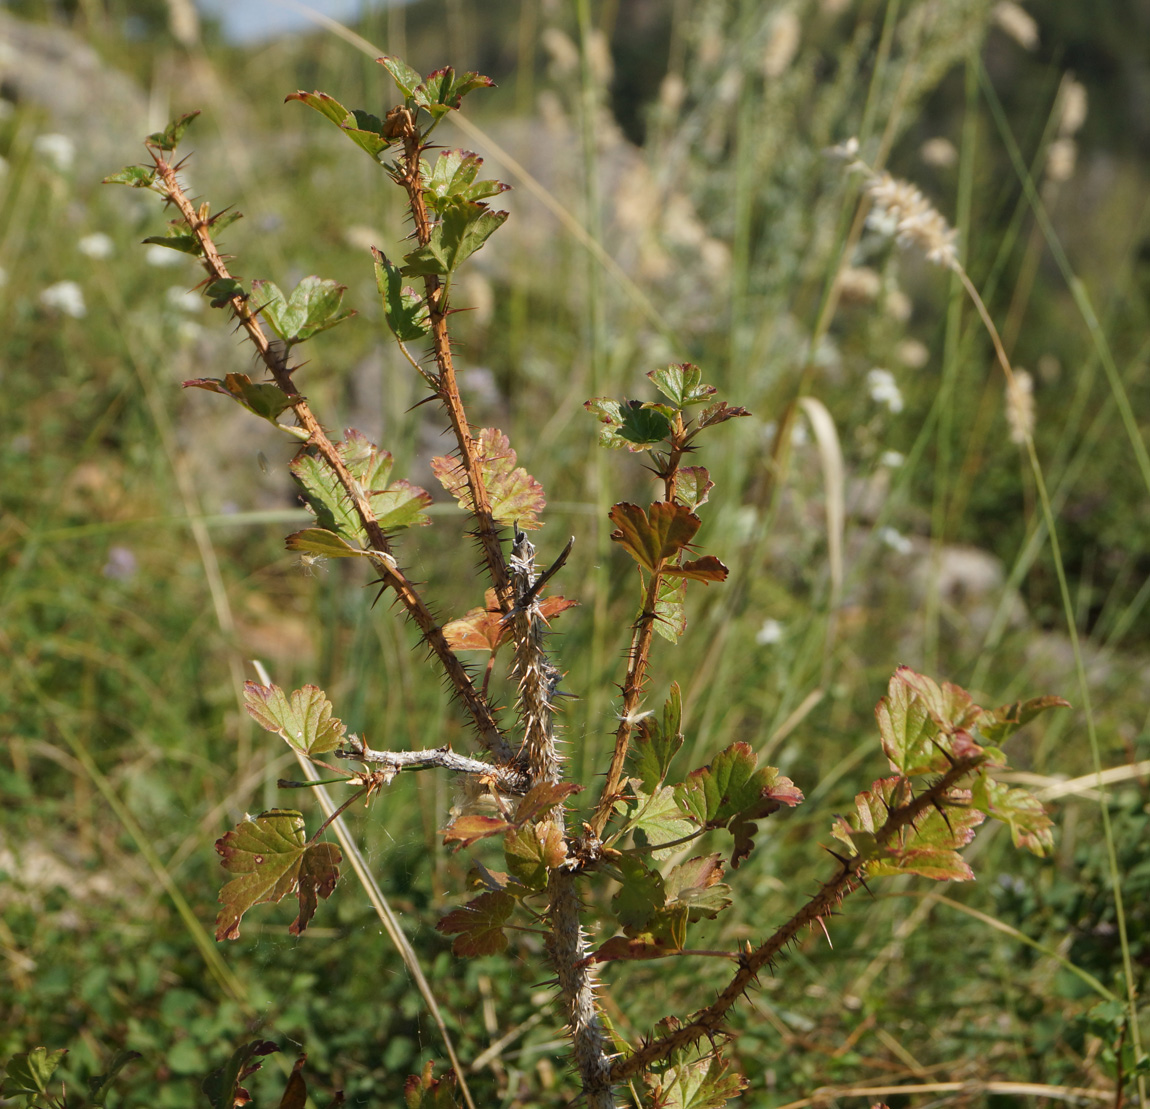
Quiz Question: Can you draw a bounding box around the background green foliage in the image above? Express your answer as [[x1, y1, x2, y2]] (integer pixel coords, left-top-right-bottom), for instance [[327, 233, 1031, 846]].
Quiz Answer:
[[2, 0, 1148, 1105]]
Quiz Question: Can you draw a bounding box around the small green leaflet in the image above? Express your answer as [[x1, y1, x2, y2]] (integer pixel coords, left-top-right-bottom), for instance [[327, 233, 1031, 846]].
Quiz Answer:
[[215, 810, 341, 939], [102, 164, 160, 190], [401, 198, 508, 277], [1, 1048, 69, 1103], [340, 428, 433, 529], [435, 890, 514, 956], [977, 694, 1071, 744], [243, 681, 346, 755], [675, 742, 804, 868], [183, 371, 294, 424], [431, 428, 546, 529], [875, 669, 947, 776], [285, 527, 367, 559], [141, 227, 202, 256], [378, 56, 422, 99], [648, 363, 717, 408], [653, 577, 687, 643], [285, 91, 394, 160], [583, 397, 672, 449], [629, 685, 684, 791], [412, 66, 496, 120], [504, 820, 567, 891], [373, 248, 429, 342], [621, 783, 697, 859], [971, 776, 1054, 856], [674, 466, 714, 510], [422, 149, 509, 214], [252, 276, 355, 347], [611, 856, 666, 931], [146, 109, 201, 151], [642, 1053, 747, 1109]]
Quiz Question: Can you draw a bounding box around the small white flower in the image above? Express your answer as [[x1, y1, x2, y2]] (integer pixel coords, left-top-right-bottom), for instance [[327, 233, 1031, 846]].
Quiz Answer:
[[756, 618, 784, 646], [166, 286, 202, 313], [879, 450, 905, 468], [921, 137, 958, 168], [145, 244, 188, 267], [39, 280, 86, 318], [77, 232, 115, 259], [33, 132, 75, 172], [866, 368, 904, 413], [878, 526, 913, 554], [992, 1, 1039, 50]]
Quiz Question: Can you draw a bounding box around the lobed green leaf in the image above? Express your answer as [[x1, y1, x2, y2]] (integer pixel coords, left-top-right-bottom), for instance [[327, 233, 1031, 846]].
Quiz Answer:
[[430, 427, 546, 529], [183, 372, 293, 423], [373, 248, 429, 342], [401, 198, 508, 277], [252, 276, 355, 347], [145, 109, 201, 151], [215, 811, 341, 939], [243, 681, 346, 755], [648, 363, 717, 408]]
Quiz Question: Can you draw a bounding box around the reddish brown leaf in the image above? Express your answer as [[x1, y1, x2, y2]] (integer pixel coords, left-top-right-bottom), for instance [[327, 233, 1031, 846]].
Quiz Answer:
[[435, 891, 514, 956], [591, 934, 678, 963], [663, 555, 729, 583], [609, 501, 701, 572]]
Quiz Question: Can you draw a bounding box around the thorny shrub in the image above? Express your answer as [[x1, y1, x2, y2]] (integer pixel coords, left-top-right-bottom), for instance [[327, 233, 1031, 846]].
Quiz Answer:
[[4, 58, 1071, 1109]]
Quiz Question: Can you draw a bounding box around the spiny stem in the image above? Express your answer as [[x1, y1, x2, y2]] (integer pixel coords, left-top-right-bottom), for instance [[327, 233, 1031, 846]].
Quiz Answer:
[[609, 756, 983, 1081], [149, 150, 512, 762]]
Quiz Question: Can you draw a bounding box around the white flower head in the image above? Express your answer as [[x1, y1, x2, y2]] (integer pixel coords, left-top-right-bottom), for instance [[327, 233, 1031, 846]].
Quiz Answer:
[[33, 132, 75, 173], [1005, 369, 1035, 444], [756, 618, 784, 646], [878, 526, 913, 555], [39, 280, 86, 318], [867, 368, 904, 413], [78, 233, 115, 259], [879, 450, 905, 469], [864, 171, 958, 267]]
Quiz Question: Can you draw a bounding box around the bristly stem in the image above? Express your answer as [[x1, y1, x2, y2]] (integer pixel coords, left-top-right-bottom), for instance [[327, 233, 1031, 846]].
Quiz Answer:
[[148, 149, 513, 763], [391, 109, 515, 613], [609, 755, 984, 1081], [590, 415, 690, 837]]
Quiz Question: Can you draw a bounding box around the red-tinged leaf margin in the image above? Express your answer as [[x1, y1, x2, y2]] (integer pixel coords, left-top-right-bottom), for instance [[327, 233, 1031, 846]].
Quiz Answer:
[[435, 890, 514, 956], [609, 501, 701, 572], [441, 782, 583, 849], [243, 681, 346, 755], [430, 428, 546, 529], [214, 810, 342, 940]]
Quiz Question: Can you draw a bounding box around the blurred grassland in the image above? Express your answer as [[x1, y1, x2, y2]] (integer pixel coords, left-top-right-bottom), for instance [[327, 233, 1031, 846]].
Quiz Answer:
[[1, 0, 1149, 1106]]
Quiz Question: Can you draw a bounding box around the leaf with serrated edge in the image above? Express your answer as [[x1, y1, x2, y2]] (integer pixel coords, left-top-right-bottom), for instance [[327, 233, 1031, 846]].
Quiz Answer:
[[243, 682, 346, 754], [644, 1054, 747, 1109], [373, 248, 429, 341], [514, 781, 582, 823], [430, 428, 545, 529], [585, 397, 649, 451], [894, 666, 984, 732], [610, 502, 701, 572], [698, 401, 751, 428], [664, 855, 732, 921], [291, 452, 363, 544], [402, 199, 508, 276], [675, 466, 714, 510], [1, 1048, 69, 1100], [442, 813, 514, 849], [831, 778, 984, 880], [653, 576, 687, 643], [630, 694, 685, 791], [664, 556, 728, 583], [253, 276, 354, 346], [435, 891, 513, 956], [648, 363, 717, 408], [611, 857, 666, 931], [618, 403, 672, 446], [182, 373, 294, 422], [285, 528, 366, 558], [622, 783, 697, 858], [215, 811, 341, 940], [504, 821, 567, 891], [377, 56, 422, 99], [875, 669, 946, 776], [971, 776, 1054, 855], [978, 695, 1071, 743]]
